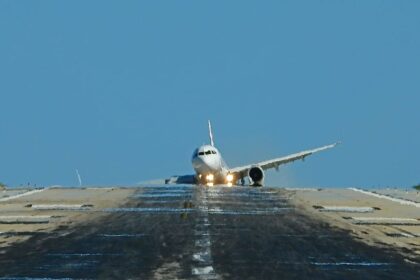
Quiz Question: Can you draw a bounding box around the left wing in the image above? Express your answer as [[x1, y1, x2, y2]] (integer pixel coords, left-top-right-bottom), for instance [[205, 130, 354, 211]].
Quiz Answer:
[[137, 174, 197, 185], [229, 142, 340, 178], [165, 174, 197, 184]]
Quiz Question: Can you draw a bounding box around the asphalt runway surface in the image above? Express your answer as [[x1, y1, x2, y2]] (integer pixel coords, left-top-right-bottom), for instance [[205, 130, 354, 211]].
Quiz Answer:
[[0, 185, 418, 279]]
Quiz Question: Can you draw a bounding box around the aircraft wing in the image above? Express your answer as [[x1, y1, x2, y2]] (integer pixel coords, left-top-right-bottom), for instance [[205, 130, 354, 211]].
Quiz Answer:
[[229, 142, 340, 177], [165, 174, 197, 184]]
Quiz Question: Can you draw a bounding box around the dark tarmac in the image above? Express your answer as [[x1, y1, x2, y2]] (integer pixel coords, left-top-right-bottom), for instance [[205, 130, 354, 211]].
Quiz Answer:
[[0, 185, 418, 279]]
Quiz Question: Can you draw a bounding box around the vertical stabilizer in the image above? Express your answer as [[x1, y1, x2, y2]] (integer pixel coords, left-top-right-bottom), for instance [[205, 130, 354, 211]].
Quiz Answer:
[[75, 169, 82, 187], [208, 120, 215, 146]]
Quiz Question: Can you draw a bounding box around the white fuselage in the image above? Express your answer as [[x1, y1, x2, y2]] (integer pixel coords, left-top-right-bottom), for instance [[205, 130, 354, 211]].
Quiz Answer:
[[191, 145, 229, 184]]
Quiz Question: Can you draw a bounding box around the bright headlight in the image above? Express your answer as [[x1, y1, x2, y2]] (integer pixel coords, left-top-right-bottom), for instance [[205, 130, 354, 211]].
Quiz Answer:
[[226, 174, 234, 182], [206, 174, 214, 182]]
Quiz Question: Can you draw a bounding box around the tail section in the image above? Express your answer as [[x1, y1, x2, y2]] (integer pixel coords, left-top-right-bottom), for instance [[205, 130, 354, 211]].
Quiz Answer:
[[208, 120, 215, 146]]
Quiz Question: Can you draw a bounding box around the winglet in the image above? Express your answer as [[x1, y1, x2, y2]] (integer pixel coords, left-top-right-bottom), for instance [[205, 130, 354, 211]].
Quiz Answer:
[[208, 120, 215, 146]]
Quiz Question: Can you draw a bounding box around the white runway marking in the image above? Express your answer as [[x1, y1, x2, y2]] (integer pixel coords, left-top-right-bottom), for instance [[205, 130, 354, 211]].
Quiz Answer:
[[318, 206, 375, 213], [31, 204, 93, 210], [349, 188, 420, 208], [0, 188, 47, 202], [348, 217, 420, 225], [192, 266, 215, 276], [386, 232, 416, 238], [0, 215, 51, 223], [191, 188, 219, 279]]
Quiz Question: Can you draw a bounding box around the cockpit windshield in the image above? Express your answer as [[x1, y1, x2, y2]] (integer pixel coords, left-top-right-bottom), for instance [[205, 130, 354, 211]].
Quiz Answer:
[[197, 150, 217, 156]]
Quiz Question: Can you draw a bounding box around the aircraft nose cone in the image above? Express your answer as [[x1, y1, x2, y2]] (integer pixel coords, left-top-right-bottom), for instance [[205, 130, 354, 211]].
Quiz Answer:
[[203, 157, 219, 171], [192, 156, 219, 174]]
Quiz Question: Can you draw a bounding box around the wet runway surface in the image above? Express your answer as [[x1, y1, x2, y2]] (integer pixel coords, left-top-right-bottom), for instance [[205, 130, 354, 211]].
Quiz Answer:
[[0, 185, 418, 279]]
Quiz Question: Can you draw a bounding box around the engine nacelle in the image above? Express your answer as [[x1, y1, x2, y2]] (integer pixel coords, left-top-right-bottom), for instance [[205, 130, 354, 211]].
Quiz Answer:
[[248, 166, 264, 187]]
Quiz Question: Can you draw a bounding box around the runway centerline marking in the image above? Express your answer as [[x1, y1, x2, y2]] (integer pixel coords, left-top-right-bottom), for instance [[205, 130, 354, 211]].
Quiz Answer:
[[191, 187, 219, 279]]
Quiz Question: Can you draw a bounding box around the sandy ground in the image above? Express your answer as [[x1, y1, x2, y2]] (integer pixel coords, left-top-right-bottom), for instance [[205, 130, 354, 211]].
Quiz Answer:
[[0, 187, 136, 248], [292, 188, 420, 263]]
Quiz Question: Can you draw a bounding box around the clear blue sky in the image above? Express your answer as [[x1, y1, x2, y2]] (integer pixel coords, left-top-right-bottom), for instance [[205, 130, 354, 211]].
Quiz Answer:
[[0, 1, 419, 188]]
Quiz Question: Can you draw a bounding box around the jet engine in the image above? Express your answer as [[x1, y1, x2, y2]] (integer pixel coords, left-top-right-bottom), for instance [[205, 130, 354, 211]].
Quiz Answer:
[[248, 166, 264, 187]]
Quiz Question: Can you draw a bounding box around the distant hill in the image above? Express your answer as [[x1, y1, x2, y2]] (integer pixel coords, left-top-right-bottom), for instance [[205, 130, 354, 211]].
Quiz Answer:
[[0, 182, 6, 190], [414, 184, 420, 191]]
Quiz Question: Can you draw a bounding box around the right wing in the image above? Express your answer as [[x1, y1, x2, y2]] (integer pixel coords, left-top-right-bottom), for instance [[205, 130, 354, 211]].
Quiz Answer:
[[229, 142, 340, 178]]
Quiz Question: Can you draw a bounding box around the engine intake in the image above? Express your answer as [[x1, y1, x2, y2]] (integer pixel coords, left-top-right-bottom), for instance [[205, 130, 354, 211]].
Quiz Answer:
[[248, 166, 264, 187]]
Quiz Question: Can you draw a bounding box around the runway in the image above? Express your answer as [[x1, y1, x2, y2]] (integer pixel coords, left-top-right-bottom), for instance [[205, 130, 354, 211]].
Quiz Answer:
[[0, 186, 418, 279]]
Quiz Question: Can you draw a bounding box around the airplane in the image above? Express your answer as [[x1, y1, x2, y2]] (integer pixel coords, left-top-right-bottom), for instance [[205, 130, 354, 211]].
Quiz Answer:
[[165, 121, 339, 187]]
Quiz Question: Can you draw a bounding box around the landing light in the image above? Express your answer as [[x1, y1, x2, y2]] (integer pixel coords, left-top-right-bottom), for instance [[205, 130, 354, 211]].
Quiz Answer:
[[206, 174, 214, 182], [226, 174, 234, 183]]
